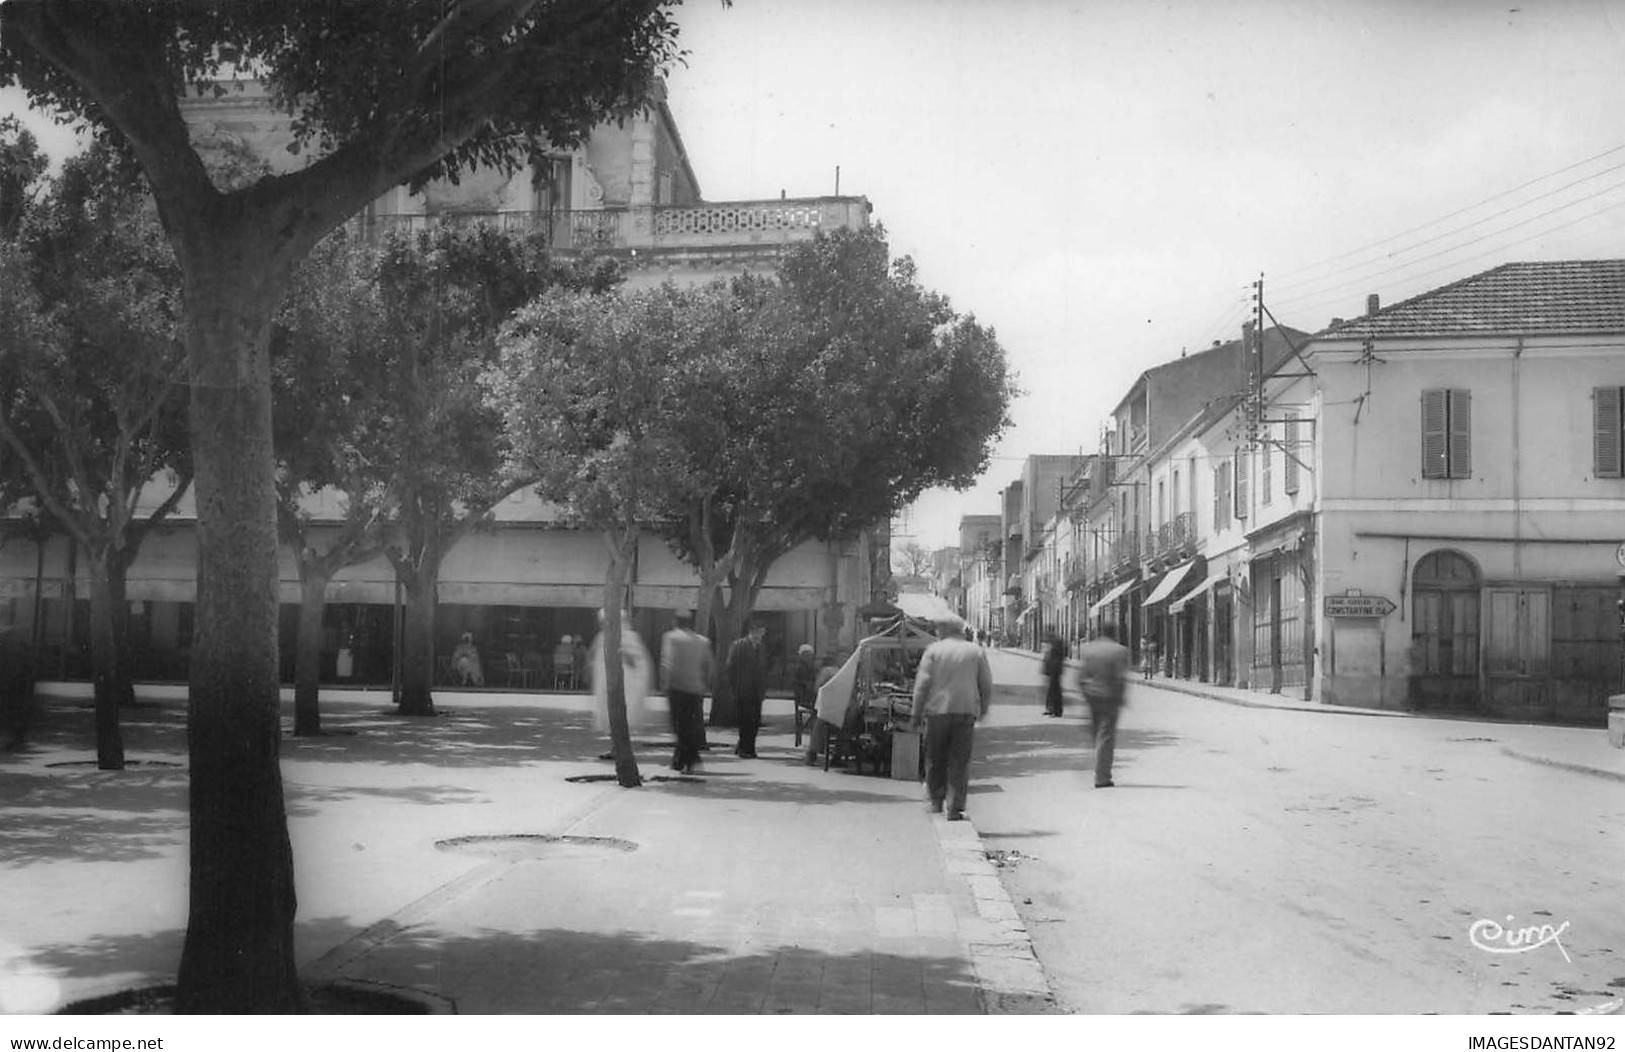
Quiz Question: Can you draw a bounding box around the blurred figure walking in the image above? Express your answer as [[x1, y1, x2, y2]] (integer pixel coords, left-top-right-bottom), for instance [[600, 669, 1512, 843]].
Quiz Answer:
[[1041, 631, 1067, 717], [659, 611, 713, 775], [1076, 624, 1131, 788]]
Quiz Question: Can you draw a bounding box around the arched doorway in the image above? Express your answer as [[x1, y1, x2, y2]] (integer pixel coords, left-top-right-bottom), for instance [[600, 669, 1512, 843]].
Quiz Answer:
[[1408, 550, 1480, 711]]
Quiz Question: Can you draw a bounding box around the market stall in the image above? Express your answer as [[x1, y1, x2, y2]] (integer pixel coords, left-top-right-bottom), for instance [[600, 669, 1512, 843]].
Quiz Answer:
[[812, 615, 937, 778]]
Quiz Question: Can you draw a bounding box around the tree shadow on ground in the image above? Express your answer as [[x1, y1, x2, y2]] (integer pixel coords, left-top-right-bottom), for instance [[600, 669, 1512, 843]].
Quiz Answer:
[[315, 925, 986, 1014], [0, 766, 188, 865], [20, 918, 988, 1014], [281, 700, 674, 770], [642, 769, 912, 807]]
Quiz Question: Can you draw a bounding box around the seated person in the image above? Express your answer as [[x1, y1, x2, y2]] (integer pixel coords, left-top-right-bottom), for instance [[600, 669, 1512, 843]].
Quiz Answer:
[[451, 632, 484, 687]]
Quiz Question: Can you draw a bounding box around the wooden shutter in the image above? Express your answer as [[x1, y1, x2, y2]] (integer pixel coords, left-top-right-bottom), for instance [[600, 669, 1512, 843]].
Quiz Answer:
[[1522, 591, 1549, 676], [1234, 448, 1249, 519], [1283, 410, 1300, 494], [1485, 589, 1519, 675], [1595, 386, 1623, 478], [1212, 464, 1226, 530], [1260, 423, 1272, 504], [1421, 389, 1448, 479], [1448, 388, 1471, 479]]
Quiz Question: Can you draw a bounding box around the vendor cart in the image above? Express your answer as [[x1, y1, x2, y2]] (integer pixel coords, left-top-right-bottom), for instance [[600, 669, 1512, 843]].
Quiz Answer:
[[812, 615, 936, 778]]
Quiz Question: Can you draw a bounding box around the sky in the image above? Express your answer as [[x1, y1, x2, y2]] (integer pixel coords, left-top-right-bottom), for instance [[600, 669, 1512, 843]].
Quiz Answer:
[[659, 0, 1625, 548], [6, 1, 1625, 550]]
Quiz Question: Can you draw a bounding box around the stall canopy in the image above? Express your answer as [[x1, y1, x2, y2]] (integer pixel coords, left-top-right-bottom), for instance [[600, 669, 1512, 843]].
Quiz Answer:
[[1087, 578, 1136, 617], [1170, 570, 1227, 613], [814, 614, 937, 727], [1143, 560, 1197, 607]]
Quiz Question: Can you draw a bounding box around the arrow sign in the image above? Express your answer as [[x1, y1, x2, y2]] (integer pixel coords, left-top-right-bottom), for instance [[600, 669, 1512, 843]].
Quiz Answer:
[[1324, 594, 1396, 618]]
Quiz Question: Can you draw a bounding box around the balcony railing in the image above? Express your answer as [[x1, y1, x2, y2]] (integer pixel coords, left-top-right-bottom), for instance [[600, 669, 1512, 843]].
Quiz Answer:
[[355, 197, 870, 255]]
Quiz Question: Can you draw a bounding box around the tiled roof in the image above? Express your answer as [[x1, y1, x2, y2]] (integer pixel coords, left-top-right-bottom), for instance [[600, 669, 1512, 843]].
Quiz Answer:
[[1318, 260, 1625, 339]]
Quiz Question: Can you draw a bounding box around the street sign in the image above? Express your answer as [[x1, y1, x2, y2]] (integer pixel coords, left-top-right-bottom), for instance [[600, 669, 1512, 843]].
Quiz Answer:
[[1324, 593, 1396, 618]]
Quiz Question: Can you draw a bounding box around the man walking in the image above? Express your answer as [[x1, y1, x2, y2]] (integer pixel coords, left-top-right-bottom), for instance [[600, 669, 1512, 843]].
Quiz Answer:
[[1076, 623, 1132, 788], [725, 620, 768, 758], [910, 617, 993, 821], [660, 611, 713, 774]]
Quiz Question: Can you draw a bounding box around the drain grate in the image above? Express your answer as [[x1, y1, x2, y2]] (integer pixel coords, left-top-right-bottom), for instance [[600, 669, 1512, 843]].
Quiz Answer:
[[434, 834, 637, 861]]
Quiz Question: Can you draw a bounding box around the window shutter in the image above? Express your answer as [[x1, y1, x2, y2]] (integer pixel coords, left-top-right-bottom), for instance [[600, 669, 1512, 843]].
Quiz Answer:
[[1595, 386, 1623, 478], [1260, 423, 1272, 504], [1421, 389, 1448, 479], [1448, 389, 1471, 479], [1283, 410, 1300, 494], [1212, 465, 1224, 530], [1234, 448, 1249, 519]]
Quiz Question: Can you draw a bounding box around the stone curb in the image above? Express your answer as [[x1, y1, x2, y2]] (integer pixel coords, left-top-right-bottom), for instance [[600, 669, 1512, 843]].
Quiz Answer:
[[929, 813, 1057, 1015], [1497, 745, 1625, 785]]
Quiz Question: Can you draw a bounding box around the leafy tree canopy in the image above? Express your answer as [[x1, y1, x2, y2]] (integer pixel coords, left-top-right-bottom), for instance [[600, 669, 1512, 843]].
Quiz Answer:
[[0, 0, 687, 194]]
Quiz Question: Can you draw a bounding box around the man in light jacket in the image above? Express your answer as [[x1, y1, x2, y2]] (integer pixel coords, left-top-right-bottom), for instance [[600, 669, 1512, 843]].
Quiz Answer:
[[660, 611, 714, 775], [910, 617, 993, 821]]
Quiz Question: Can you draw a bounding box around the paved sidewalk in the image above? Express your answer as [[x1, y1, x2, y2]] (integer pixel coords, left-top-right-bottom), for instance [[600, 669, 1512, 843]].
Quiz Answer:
[[1000, 646, 1625, 783], [0, 688, 1053, 1015]]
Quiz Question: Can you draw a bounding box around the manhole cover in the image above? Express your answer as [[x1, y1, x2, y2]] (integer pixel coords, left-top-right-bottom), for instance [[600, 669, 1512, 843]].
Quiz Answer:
[[434, 834, 637, 861], [45, 759, 184, 770]]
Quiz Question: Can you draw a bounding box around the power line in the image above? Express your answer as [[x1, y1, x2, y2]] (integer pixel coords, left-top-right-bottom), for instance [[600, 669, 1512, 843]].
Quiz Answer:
[[1269, 141, 1625, 282], [1271, 182, 1625, 316]]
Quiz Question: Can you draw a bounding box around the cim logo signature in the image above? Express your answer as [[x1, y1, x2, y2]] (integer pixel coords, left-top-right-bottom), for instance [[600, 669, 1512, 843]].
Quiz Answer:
[[1468, 915, 1573, 964]]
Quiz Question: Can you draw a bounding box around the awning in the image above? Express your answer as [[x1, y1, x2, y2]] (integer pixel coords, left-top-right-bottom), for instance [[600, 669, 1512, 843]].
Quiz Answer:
[[1169, 570, 1226, 613], [1143, 560, 1196, 607], [1015, 602, 1036, 623], [1087, 578, 1136, 617]]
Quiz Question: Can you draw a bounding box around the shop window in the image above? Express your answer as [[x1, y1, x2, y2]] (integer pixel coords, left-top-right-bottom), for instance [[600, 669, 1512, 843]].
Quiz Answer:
[[1421, 388, 1471, 479]]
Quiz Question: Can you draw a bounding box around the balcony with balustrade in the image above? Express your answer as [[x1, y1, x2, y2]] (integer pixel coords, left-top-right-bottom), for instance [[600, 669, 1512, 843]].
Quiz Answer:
[[356, 197, 872, 276], [1142, 511, 1195, 569]]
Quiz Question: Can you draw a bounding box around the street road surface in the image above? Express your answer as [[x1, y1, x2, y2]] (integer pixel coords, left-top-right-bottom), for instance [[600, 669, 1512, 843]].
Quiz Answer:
[[968, 649, 1625, 1014]]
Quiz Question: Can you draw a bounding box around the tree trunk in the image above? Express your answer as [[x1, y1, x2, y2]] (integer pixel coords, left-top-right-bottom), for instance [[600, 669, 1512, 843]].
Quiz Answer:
[[86, 555, 125, 771], [106, 550, 138, 710], [292, 564, 331, 736], [173, 286, 304, 1014], [602, 536, 641, 788], [396, 562, 439, 716]]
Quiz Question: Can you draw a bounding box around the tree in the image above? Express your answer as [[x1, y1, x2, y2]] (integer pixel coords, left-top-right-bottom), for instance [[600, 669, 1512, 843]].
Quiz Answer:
[[0, 144, 190, 770], [660, 228, 1015, 725], [893, 540, 933, 580], [0, 115, 46, 239], [270, 233, 394, 737], [487, 283, 719, 787], [364, 226, 619, 716], [0, 1, 684, 1011]]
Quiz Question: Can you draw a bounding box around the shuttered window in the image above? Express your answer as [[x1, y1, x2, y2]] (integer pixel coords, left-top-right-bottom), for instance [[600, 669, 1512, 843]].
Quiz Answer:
[[1213, 462, 1231, 531], [1421, 388, 1471, 479], [1595, 386, 1624, 478], [1260, 423, 1272, 505], [1234, 448, 1249, 519], [1283, 410, 1301, 494]]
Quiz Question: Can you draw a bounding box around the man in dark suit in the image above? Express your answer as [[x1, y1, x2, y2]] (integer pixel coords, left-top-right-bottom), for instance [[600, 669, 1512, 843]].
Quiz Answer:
[[726, 621, 768, 758]]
